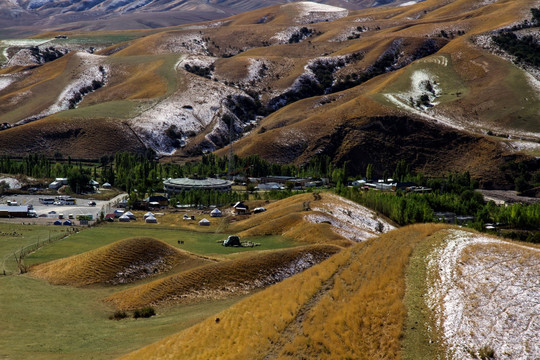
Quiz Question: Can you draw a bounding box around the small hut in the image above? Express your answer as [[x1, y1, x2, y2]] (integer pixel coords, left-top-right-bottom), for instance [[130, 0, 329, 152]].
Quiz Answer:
[[199, 218, 210, 226], [145, 215, 158, 223], [233, 201, 249, 215], [143, 212, 154, 219], [210, 208, 222, 217], [118, 214, 131, 222]]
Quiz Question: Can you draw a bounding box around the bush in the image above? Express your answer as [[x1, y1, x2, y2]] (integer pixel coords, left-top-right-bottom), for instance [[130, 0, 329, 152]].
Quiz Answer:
[[109, 310, 128, 320], [133, 306, 156, 319]]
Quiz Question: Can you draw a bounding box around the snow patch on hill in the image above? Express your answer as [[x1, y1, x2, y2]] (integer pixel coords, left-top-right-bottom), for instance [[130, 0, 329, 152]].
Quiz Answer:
[[129, 69, 245, 155], [155, 32, 209, 55], [399, 1, 420, 6], [271, 26, 301, 44], [285, 1, 348, 23], [16, 52, 108, 125], [427, 229, 540, 360], [0, 75, 16, 92], [306, 193, 395, 242]]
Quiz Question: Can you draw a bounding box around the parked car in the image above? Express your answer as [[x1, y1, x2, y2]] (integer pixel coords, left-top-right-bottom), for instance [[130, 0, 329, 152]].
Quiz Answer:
[[253, 207, 267, 214], [88, 201, 96, 206], [48, 210, 56, 214]]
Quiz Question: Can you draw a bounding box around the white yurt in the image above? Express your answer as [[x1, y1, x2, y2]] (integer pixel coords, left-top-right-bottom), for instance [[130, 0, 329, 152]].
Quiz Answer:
[[199, 218, 210, 226], [124, 211, 136, 220], [143, 212, 154, 219], [210, 208, 222, 217], [118, 214, 130, 222], [145, 215, 158, 223]]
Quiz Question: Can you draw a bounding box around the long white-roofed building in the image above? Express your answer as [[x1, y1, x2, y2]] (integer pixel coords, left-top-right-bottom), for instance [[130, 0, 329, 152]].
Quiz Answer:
[[163, 177, 233, 195]]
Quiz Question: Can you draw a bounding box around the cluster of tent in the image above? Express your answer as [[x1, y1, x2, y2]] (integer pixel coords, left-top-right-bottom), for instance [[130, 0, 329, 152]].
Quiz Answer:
[[143, 212, 158, 223], [53, 220, 72, 226], [118, 211, 137, 222]]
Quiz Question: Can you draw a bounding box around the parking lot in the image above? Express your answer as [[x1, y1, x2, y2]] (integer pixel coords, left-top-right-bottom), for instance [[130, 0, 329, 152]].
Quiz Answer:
[[0, 193, 127, 225]]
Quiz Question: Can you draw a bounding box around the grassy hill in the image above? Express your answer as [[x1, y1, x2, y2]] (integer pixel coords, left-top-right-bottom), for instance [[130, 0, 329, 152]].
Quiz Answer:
[[1, 0, 538, 183], [30, 237, 212, 286], [117, 224, 540, 360], [105, 244, 341, 310]]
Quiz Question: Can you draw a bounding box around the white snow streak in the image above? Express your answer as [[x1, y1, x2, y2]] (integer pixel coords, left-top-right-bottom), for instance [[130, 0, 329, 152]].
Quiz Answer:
[[306, 193, 395, 242], [400, 1, 419, 6], [0, 76, 15, 92], [427, 229, 540, 360]]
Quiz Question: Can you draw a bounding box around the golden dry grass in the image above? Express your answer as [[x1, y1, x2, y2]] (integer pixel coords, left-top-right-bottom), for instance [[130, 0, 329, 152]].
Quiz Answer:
[[30, 237, 210, 286], [106, 244, 341, 310], [117, 223, 447, 360], [229, 193, 354, 247]]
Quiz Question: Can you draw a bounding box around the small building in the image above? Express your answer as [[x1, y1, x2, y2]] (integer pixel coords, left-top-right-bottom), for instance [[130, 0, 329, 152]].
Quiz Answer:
[[89, 179, 99, 188], [233, 201, 249, 215], [113, 209, 124, 218], [199, 218, 210, 226], [210, 208, 222, 217], [124, 211, 136, 220], [102, 182, 112, 189], [0, 205, 29, 218], [143, 212, 154, 219], [257, 182, 283, 191], [145, 215, 158, 223], [49, 178, 68, 190], [118, 214, 130, 222], [144, 196, 169, 207], [351, 179, 366, 187]]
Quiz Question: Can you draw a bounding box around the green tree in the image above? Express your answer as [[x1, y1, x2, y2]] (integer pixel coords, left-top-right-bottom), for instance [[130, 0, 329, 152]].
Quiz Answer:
[[366, 163, 373, 181]]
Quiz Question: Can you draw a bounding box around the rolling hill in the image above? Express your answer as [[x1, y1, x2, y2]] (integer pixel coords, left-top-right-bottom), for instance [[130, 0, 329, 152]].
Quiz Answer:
[[30, 237, 214, 286], [0, 0, 539, 184], [0, 0, 404, 36], [115, 224, 540, 360], [105, 244, 341, 309]]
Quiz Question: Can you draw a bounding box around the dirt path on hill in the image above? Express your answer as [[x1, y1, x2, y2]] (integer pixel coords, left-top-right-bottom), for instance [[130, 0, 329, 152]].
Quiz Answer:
[[262, 255, 353, 360]]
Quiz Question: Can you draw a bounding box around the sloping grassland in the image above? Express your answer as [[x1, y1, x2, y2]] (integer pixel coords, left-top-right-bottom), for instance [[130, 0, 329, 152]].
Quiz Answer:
[[118, 224, 445, 359], [106, 244, 341, 310], [30, 237, 211, 286]]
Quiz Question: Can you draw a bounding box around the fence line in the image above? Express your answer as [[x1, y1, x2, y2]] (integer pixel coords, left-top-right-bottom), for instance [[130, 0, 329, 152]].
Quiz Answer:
[[2, 231, 73, 275]]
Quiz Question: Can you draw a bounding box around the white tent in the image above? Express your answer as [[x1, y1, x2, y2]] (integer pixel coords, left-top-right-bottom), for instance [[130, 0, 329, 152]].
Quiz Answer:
[[143, 212, 154, 219], [145, 215, 157, 223], [210, 208, 222, 217], [118, 214, 130, 222], [124, 211, 136, 220], [199, 218, 210, 226]]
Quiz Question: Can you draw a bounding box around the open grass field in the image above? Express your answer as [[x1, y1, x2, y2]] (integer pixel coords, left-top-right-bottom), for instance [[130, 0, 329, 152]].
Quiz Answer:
[[22, 223, 298, 265], [0, 223, 66, 274], [0, 223, 246, 359], [0, 217, 300, 359], [0, 272, 245, 360]]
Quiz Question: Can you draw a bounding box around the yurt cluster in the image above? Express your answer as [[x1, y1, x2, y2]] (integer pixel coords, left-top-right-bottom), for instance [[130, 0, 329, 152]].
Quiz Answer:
[[115, 211, 158, 223]]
